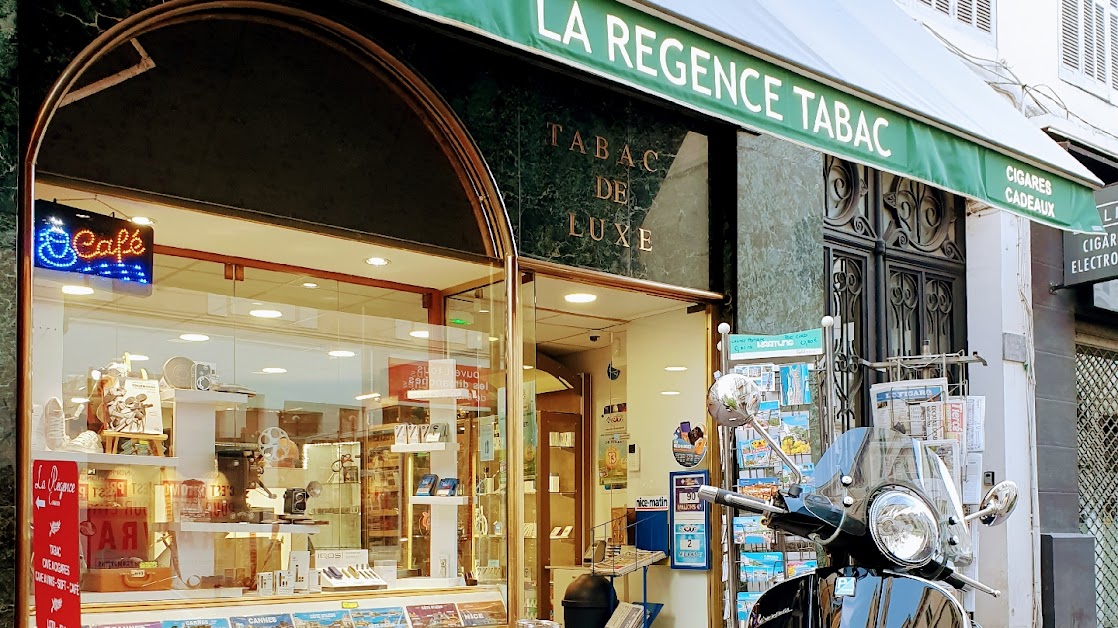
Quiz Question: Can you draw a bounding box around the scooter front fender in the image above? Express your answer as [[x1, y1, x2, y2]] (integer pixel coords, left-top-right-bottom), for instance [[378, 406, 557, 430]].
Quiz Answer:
[[746, 566, 970, 627]]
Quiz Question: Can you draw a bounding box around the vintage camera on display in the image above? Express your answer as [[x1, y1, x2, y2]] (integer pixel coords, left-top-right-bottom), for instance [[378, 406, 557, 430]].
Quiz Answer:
[[284, 487, 309, 515], [192, 362, 216, 391]]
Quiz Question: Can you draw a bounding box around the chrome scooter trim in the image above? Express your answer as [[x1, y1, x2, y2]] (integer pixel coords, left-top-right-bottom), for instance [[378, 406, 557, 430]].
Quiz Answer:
[[884, 570, 973, 626]]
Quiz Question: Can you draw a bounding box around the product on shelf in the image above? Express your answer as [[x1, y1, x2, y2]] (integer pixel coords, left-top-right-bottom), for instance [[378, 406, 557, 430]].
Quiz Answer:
[[416, 473, 439, 496]]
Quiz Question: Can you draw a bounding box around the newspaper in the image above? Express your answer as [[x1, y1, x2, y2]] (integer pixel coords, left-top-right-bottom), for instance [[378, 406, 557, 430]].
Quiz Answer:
[[944, 397, 967, 447], [605, 602, 647, 628], [870, 378, 949, 436], [965, 396, 986, 452]]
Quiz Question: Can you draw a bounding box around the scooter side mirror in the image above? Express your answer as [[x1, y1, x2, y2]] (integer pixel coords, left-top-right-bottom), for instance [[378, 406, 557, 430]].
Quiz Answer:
[[976, 481, 1019, 527], [707, 373, 804, 484], [706, 373, 763, 428]]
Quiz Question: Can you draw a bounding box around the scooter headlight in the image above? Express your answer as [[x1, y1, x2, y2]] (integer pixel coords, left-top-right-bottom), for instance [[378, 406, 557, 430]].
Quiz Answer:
[[868, 488, 937, 567]]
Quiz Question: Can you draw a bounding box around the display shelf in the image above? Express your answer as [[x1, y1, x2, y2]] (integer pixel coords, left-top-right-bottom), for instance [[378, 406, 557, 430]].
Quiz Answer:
[[367, 530, 401, 537], [392, 576, 466, 589], [390, 442, 459, 453], [33, 450, 178, 467], [160, 388, 250, 406], [81, 588, 245, 603], [410, 495, 470, 505], [158, 521, 323, 534]]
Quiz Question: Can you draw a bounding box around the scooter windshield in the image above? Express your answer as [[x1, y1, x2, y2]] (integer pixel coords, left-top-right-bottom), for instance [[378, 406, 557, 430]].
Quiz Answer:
[[805, 427, 972, 566]]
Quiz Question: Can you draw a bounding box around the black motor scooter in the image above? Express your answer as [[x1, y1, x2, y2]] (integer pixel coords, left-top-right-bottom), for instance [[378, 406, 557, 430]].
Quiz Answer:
[[701, 372, 1019, 628]]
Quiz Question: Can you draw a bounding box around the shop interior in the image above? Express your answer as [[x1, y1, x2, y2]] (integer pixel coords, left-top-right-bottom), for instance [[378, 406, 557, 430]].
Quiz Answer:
[[31, 180, 709, 622]]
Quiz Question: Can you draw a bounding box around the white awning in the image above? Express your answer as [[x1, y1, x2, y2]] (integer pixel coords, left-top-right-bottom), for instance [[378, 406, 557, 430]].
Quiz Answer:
[[640, 0, 1100, 187]]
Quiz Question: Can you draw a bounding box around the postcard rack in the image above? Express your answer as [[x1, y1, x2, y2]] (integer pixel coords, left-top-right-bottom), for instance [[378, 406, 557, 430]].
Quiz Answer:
[[713, 319, 836, 628]]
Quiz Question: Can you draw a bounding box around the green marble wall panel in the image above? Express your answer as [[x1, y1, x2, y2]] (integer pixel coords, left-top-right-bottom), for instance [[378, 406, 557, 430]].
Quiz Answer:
[[399, 34, 712, 290], [736, 133, 824, 333], [0, 0, 15, 623]]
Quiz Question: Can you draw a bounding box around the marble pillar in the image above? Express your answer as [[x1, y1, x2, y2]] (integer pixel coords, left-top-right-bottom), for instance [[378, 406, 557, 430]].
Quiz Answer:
[[735, 133, 824, 333]]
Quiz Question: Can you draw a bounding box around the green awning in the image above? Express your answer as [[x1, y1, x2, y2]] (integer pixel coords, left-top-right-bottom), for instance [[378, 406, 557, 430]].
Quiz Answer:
[[382, 0, 1106, 233]]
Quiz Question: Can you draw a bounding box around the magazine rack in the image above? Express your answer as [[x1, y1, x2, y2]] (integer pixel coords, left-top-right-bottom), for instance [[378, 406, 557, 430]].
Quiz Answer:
[[586, 514, 666, 628]]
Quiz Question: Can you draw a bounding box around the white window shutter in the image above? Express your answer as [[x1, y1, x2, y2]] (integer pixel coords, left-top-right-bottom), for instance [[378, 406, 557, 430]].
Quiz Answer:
[[1095, 2, 1108, 82], [1085, 0, 1097, 78], [1062, 0, 1082, 71], [935, 0, 951, 14], [1110, 10, 1118, 89], [957, 0, 974, 26], [955, 0, 993, 34], [975, 0, 993, 32]]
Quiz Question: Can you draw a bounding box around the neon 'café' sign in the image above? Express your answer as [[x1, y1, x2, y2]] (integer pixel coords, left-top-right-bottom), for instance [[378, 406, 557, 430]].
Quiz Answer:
[[34, 200, 154, 285]]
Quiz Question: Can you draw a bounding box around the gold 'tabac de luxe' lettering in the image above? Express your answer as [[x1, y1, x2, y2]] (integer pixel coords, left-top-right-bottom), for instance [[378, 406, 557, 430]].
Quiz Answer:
[[551, 120, 656, 252], [569, 213, 652, 251], [547, 122, 659, 172]]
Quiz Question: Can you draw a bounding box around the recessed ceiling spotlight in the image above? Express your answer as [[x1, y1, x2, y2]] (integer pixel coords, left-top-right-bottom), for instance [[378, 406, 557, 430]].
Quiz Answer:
[[409, 330, 430, 339], [489, 336, 499, 342], [179, 333, 210, 342], [355, 392, 382, 401], [70, 397, 90, 404], [660, 390, 681, 396], [61, 285, 94, 296], [127, 354, 150, 362], [130, 216, 154, 226], [249, 309, 283, 319], [479, 308, 490, 314], [261, 367, 287, 374], [365, 257, 390, 267], [523, 365, 534, 370], [664, 366, 688, 372], [302, 282, 318, 289], [564, 293, 597, 303], [329, 350, 356, 358]]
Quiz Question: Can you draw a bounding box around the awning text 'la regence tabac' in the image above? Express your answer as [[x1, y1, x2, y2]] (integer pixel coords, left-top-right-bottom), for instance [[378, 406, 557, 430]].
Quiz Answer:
[[382, 0, 1105, 233]]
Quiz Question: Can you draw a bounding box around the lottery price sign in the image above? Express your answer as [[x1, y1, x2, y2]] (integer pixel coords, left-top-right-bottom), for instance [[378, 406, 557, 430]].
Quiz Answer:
[[33, 460, 81, 628], [670, 470, 711, 570]]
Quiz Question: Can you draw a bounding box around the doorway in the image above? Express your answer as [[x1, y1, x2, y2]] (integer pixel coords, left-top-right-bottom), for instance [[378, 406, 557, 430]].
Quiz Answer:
[[521, 272, 711, 624]]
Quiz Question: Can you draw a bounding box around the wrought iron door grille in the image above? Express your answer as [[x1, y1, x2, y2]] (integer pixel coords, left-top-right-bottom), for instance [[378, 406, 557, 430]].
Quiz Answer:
[[824, 156, 967, 428], [1076, 343, 1118, 627]]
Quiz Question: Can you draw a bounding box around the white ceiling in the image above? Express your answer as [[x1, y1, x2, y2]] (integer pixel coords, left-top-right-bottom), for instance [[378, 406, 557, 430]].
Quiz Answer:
[[34, 181, 497, 291], [527, 276, 694, 356], [34, 180, 698, 359]]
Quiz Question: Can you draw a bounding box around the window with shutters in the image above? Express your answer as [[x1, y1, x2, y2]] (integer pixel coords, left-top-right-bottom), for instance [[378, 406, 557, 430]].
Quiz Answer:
[[906, 0, 995, 39], [1059, 0, 1118, 99]]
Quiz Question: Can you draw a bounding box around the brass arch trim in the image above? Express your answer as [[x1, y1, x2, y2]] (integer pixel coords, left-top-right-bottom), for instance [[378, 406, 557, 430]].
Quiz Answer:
[[19, 1, 515, 620]]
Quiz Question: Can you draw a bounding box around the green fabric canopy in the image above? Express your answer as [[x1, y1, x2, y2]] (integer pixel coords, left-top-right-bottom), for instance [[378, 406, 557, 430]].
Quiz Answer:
[[384, 0, 1107, 233]]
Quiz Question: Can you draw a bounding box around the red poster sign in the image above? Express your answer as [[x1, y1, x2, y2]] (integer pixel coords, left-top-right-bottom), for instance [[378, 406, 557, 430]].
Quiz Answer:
[[388, 359, 490, 407], [33, 460, 81, 628]]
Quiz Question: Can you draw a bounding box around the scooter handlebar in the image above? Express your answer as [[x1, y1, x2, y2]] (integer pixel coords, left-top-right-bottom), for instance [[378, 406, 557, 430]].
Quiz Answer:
[[697, 485, 788, 515]]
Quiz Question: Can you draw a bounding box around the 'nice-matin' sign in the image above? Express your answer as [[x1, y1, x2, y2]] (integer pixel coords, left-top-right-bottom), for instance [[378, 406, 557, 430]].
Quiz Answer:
[[34, 200, 154, 286]]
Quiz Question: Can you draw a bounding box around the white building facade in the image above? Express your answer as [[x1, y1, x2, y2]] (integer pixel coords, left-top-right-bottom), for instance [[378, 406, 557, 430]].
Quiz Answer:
[[895, 2, 1118, 627]]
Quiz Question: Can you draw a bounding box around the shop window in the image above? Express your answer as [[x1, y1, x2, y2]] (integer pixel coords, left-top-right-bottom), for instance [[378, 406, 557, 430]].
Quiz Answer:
[[1059, 0, 1118, 99], [30, 184, 511, 617], [28, 10, 514, 625], [39, 17, 496, 257]]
